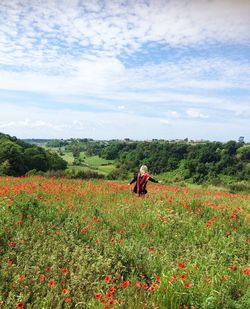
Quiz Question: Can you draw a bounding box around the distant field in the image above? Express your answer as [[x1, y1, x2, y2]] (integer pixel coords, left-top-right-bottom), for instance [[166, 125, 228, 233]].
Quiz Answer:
[[56, 150, 115, 175]]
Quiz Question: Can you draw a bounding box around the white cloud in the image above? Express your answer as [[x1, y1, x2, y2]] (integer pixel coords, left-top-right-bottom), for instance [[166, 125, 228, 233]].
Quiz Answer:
[[186, 109, 209, 119], [0, 0, 249, 140]]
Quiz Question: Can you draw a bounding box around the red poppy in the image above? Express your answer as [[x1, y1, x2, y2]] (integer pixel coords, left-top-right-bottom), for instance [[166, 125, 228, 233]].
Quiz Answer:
[[64, 298, 70, 303], [149, 247, 155, 251], [136, 281, 141, 288], [10, 242, 17, 247], [142, 283, 148, 289], [6, 260, 13, 265], [95, 293, 102, 299], [120, 280, 129, 288], [16, 302, 25, 308], [62, 289, 68, 295], [155, 275, 161, 282], [243, 268, 250, 275], [19, 276, 25, 281], [49, 279, 55, 286], [104, 275, 111, 282], [180, 273, 186, 280], [185, 283, 191, 288], [61, 267, 68, 274], [178, 261, 185, 268], [39, 274, 46, 282]]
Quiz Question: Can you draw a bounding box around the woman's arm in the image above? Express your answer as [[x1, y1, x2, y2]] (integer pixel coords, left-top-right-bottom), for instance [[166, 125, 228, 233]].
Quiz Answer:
[[129, 175, 137, 185]]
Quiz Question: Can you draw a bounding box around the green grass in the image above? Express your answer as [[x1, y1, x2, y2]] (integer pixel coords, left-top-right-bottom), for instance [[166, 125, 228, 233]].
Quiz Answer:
[[0, 176, 249, 309]]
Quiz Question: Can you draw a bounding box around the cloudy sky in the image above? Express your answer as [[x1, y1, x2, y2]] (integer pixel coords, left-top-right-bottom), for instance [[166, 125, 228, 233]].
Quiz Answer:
[[0, 0, 249, 141]]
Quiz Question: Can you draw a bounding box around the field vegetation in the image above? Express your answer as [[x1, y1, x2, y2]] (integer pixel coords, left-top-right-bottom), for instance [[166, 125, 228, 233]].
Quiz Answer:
[[0, 176, 249, 308]]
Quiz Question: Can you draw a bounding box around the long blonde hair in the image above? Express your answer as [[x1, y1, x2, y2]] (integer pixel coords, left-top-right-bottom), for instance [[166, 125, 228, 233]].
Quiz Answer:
[[140, 165, 148, 174]]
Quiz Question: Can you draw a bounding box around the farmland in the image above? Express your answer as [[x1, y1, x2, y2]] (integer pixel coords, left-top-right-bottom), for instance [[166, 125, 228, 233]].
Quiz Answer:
[[0, 176, 249, 309]]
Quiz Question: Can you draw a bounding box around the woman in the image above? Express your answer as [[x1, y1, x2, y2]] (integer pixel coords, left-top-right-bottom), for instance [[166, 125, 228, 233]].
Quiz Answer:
[[129, 165, 160, 196]]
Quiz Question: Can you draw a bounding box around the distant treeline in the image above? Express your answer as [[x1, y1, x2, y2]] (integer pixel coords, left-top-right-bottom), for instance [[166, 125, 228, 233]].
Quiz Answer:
[[0, 133, 67, 176], [1, 134, 250, 187], [55, 138, 250, 184]]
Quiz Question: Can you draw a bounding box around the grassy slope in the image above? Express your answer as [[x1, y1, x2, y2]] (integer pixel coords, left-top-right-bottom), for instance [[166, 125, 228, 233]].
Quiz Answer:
[[0, 177, 249, 308]]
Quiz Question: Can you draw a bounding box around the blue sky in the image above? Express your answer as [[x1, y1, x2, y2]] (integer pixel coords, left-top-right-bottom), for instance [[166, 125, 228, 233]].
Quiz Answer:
[[0, 0, 249, 141]]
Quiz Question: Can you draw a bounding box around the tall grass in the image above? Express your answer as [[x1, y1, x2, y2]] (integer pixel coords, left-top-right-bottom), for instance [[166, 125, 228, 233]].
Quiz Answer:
[[0, 176, 249, 308]]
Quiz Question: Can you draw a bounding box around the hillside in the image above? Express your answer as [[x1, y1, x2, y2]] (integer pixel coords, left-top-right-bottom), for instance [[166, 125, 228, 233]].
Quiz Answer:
[[0, 133, 67, 176]]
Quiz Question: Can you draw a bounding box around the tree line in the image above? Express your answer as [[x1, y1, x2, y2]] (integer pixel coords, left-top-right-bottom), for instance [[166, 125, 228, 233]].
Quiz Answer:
[[48, 137, 250, 184], [1, 133, 250, 188], [0, 133, 67, 176]]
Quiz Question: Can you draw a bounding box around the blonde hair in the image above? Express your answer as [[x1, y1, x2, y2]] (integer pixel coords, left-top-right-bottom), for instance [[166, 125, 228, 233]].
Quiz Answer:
[[140, 165, 148, 173]]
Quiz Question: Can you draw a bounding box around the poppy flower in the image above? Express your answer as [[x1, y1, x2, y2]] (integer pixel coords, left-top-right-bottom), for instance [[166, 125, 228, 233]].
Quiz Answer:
[[136, 281, 141, 288], [178, 262, 185, 268], [61, 267, 68, 274], [104, 275, 111, 282], [185, 283, 191, 288], [180, 273, 186, 280], [155, 275, 161, 282], [16, 302, 24, 308], [62, 289, 68, 295], [49, 279, 55, 286], [39, 274, 46, 282], [95, 293, 102, 299]]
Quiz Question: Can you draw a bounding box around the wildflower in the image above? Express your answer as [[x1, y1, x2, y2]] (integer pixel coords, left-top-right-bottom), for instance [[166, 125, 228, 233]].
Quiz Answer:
[[95, 293, 102, 299], [16, 302, 25, 308], [104, 275, 111, 283], [180, 273, 186, 280], [243, 268, 250, 275], [62, 289, 68, 295], [229, 265, 237, 271], [39, 274, 46, 282], [142, 283, 148, 289], [149, 283, 158, 292], [185, 283, 191, 288], [6, 260, 13, 265], [19, 275, 25, 281], [10, 242, 17, 247], [136, 281, 141, 288], [46, 265, 51, 271], [109, 286, 115, 294], [64, 298, 70, 303], [149, 247, 155, 251], [61, 267, 68, 274], [178, 261, 185, 268], [49, 279, 55, 286], [109, 299, 115, 305], [155, 275, 161, 282], [120, 280, 129, 288], [16, 220, 22, 225]]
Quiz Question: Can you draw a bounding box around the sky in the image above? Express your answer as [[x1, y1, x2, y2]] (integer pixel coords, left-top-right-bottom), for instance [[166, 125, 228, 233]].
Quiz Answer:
[[0, 0, 249, 141]]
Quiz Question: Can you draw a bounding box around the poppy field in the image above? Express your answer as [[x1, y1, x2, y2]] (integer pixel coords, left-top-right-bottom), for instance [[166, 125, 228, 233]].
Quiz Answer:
[[0, 176, 249, 309]]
